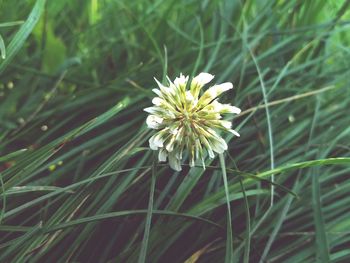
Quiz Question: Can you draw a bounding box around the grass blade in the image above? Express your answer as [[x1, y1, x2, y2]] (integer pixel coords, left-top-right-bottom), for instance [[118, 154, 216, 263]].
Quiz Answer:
[[0, 0, 46, 74], [0, 34, 5, 59], [312, 166, 330, 262], [239, 178, 251, 263], [219, 153, 233, 263], [138, 156, 156, 263], [0, 149, 27, 162]]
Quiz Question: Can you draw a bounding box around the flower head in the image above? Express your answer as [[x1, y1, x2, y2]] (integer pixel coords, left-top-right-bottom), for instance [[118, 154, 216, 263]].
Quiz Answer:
[[144, 72, 241, 171]]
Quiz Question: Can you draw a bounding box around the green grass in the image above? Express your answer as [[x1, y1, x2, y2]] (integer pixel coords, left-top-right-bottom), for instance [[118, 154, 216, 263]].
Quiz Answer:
[[1, 0, 350, 262]]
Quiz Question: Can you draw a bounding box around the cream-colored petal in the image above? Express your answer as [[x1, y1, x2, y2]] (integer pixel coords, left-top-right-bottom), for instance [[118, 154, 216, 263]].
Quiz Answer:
[[211, 100, 241, 114], [158, 149, 167, 162], [198, 82, 233, 106], [154, 77, 165, 89], [152, 97, 163, 106], [174, 73, 188, 88], [165, 135, 176, 152], [169, 154, 182, 171], [207, 82, 233, 98], [219, 120, 232, 129], [210, 136, 228, 154], [143, 106, 159, 114], [229, 129, 240, 137], [154, 77, 175, 97], [149, 132, 165, 150], [190, 73, 214, 99], [193, 72, 214, 86], [185, 90, 197, 109], [144, 106, 176, 119], [146, 115, 163, 129], [175, 144, 184, 159], [154, 134, 164, 148], [199, 135, 215, 158], [185, 90, 194, 102], [149, 134, 159, 150], [152, 88, 162, 97], [166, 76, 174, 86], [225, 105, 241, 114]]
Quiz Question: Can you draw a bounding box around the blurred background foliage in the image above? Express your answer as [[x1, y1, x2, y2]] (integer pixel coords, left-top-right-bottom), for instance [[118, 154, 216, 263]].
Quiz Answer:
[[0, 0, 350, 262]]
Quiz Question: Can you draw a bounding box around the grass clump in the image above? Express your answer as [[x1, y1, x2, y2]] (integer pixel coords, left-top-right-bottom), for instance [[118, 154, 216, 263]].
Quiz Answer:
[[0, 0, 350, 262]]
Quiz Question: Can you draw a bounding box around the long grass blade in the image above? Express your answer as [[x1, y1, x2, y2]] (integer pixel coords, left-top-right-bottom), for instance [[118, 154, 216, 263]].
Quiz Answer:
[[0, 0, 46, 74], [138, 156, 156, 263], [219, 153, 233, 263]]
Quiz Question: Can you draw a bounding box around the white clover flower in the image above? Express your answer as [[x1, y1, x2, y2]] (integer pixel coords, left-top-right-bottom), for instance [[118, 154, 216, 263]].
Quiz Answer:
[[144, 72, 241, 171]]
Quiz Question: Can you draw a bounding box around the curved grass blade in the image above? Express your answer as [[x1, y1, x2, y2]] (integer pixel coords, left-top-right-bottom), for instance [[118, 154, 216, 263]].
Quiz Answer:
[[45, 210, 223, 233], [240, 158, 350, 190], [1, 186, 73, 198], [0, 0, 46, 74]]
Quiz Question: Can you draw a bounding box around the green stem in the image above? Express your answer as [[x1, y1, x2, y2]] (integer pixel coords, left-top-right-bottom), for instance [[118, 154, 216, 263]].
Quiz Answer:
[[219, 153, 233, 263], [239, 178, 251, 263], [138, 155, 156, 263]]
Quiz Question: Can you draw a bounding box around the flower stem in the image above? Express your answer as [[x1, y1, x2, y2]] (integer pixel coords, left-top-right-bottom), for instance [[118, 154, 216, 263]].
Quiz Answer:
[[138, 154, 156, 263], [219, 153, 233, 263]]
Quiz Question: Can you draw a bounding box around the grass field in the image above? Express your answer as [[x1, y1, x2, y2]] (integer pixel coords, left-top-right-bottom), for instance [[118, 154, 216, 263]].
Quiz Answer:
[[1, 0, 350, 262]]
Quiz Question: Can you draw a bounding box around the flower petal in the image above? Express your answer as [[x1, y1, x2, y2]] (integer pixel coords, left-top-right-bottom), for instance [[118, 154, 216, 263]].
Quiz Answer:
[[229, 129, 240, 137], [210, 136, 228, 154], [207, 82, 233, 97], [154, 77, 175, 97], [165, 135, 176, 152], [149, 132, 165, 150], [198, 82, 233, 106], [158, 149, 167, 162], [143, 106, 159, 114], [152, 97, 163, 106], [211, 100, 241, 114], [193, 72, 214, 86], [169, 154, 182, 171], [225, 105, 241, 114], [149, 134, 159, 150], [152, 88, 162, 97], [174, 73, 188, 88], [190, 73, 215, 99], [219, 120, 232, 129], [154, 77, 165, 89], [146, 115, 163, 129], [144, 106, 175, 118], [199, 135, 215, 158]]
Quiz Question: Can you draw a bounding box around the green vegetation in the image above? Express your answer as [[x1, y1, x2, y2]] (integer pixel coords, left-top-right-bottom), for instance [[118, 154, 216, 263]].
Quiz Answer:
[[0, 0, 349, 262]]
